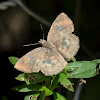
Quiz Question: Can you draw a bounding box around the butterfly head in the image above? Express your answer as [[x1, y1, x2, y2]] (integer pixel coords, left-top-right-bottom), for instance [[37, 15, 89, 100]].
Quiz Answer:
[[38, 39, 46, 45]]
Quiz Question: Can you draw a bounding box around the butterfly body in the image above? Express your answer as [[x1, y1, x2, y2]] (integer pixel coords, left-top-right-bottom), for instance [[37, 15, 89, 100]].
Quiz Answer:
[[14, 13, 79, 76]]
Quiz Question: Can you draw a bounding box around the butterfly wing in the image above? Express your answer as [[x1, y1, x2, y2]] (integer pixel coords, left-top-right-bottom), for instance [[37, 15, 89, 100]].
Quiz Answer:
[[47, 12, 79, 61], [14, 47, 67, 76], [14, 47, 43, 73]]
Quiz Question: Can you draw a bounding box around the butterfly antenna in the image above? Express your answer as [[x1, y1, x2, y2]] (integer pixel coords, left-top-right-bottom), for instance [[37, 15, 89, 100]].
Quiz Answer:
[[22, 43, 40, 47], [40, 24, 45, 40]]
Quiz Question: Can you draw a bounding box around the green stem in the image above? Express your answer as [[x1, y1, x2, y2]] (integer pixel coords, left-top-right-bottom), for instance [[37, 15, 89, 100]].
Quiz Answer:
[[39, 91, 46, 100], [39, 77, 51, 100], [45, 77, 51, 88]]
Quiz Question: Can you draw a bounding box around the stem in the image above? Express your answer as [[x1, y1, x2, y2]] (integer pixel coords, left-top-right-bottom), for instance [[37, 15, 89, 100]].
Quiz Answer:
[[45, 77, 51, 88], [39, 77, 51, 100], [10, 0, 51, 27], [39, 91, 46, 100]]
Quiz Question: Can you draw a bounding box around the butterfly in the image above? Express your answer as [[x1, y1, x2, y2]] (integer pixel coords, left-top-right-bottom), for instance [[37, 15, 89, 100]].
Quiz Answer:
[[14, 12, 79, 76]]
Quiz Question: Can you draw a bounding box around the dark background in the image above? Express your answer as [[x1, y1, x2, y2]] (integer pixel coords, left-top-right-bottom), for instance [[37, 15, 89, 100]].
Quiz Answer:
[[0, 0, 100, 100]]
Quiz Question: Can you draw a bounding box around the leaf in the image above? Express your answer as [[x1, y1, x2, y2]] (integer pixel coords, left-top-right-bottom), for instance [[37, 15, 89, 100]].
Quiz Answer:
[[50, 75, 59, 90], [59, 73, 71, 85], [15, 72, 49, 84], [12, 85, 32, 92], [59, 73, 74, 92], [53, 92, 67, 100], [65, 83, 74, 92], [15, 73, 25, 81], [39, 86, 53, 96], [8, 56, 18, 65], [66, 61, 86, 71], [28, 73, 49, 84], [24, 92, 40, 100], [66, 60, 100, 78], [92, 59, 100, 64], [71, 57, 76, 62], [12, 84, 42, 92]]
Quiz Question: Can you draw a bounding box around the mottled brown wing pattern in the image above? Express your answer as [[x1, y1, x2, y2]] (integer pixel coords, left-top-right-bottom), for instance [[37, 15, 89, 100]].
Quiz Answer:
[[14, 46, 67, 76], [47, 12, 79, 61], [49, 12, 74, 35], [40, 52, 67, 76], [40, 41, 67, 76], [14, 47, 44, 73], [58, 33, 79, 60]]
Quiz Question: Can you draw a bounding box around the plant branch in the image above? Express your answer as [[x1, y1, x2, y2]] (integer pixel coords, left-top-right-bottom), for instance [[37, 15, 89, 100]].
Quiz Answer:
[[39, 91, 46, 100], [10, 0, 51, 27], [72, 79, 83, 100], [73, 1, 83, 100]]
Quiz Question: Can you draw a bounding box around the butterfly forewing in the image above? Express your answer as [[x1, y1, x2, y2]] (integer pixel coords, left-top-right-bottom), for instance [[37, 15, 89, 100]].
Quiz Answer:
[[14, 46, 67, 76], [47, 12, 79, 61], [14, 47, 44, 73]]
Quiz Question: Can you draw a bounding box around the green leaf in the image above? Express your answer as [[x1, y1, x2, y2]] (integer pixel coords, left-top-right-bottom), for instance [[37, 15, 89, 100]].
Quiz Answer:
[[65, 83, 74, 92], [8, 56, 18, 65], [59, 73, 71, 85], [66, 60, 100, 78], [39, 86, 53, 96], [12, 85, 32, 92], [53, 92, 67, 100], [12, 84, 42, 92], [50, 75, 59, 90], [15, 72, 49, 84], [24, 92, 40, 100], [26, 73, 49, 84], [71, 57, 76, 62], [15, 73, 25, 81], [59, 73, 74, 92], [15, 73, 30, 85], [92, 59, 100, 64]]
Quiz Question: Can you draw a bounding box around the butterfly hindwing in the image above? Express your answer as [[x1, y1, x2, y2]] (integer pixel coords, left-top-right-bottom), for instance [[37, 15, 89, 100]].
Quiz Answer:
[[40, 41, 67, 76]]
